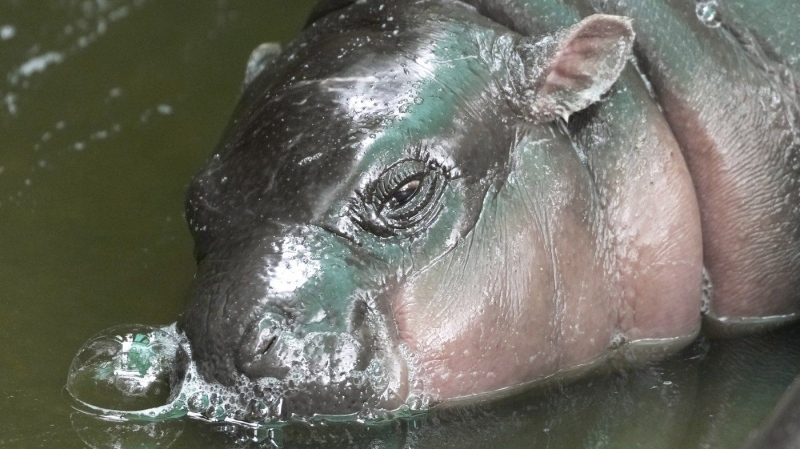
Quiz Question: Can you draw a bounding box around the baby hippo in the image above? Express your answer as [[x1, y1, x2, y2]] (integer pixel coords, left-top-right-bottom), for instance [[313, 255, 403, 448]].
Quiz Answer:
[[71, 0, 800, 424]]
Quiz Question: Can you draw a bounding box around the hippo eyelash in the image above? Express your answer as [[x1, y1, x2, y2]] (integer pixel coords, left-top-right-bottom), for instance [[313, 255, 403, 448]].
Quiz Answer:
[[373, 160, 429, 209], [405, 146, 458, 178], [350, 158, 448, 237]]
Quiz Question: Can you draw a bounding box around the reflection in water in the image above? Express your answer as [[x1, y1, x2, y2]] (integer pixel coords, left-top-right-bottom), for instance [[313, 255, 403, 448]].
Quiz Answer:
[[67, 325, 800, 449], [70, 412, 184, 449]]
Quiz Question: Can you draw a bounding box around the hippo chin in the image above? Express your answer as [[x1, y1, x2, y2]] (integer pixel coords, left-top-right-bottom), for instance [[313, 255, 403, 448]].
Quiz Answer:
[[70, 0, 800, 423]]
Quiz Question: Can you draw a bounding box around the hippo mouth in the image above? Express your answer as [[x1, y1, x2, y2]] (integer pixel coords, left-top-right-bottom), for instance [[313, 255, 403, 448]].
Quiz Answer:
[[66, 322, 422, 426]]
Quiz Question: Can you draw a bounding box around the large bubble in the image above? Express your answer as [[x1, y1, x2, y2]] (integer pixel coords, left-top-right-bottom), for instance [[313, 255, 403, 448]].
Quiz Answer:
[[66, 323, 189, 419]]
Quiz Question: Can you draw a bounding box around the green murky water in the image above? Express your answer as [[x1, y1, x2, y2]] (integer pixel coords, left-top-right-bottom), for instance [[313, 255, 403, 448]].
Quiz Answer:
[[1, 1, 799, 448]]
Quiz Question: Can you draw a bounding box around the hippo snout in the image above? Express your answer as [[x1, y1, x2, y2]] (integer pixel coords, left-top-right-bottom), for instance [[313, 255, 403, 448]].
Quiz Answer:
[[177, 224, 411, 418], [235, 310, 376, 382], [235, 313, 291, 380]]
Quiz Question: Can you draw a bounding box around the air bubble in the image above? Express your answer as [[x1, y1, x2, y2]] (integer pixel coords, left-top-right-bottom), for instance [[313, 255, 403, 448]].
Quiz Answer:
[[406, 394, 424, 411], [187, 392, 209, 413], [213, 405, 227, 421], [66, 324, 187, 412], [201, 405, 218, 420], [609, 333, 627, 349], [246, 399, 270, 421]]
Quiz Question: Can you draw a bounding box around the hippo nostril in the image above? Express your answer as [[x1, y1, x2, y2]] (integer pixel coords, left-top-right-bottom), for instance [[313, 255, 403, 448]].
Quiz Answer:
[[351, 300, 377, 371], [256, 335, 277, 356], [236, 314, 290, 380]]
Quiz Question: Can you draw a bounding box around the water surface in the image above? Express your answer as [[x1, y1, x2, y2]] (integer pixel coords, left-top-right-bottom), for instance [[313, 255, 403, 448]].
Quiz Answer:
[[1, 1, 798, 448]]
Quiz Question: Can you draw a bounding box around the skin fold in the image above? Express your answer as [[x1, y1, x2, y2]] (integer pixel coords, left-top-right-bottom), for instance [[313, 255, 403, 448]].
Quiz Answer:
[[587, 0, 800, 326]]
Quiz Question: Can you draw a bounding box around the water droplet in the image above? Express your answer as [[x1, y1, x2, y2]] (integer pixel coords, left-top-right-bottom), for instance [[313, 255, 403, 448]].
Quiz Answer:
[[0, 24, 15, 41], [398, 104, 411, 113], [413, 97, 424, 105], [406, 395, 424, 410], [696, 1, 721, 28]]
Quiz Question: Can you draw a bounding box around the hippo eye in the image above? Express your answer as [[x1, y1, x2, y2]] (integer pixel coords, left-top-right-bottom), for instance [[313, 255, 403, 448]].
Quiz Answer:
[[373, 161, 426, 207], [390, 179, 421, 207], [358, 159, 446, 236]]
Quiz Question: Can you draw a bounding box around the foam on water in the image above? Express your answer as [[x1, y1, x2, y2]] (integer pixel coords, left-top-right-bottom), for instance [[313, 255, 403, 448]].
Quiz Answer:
[[67, 323, 430, 426]]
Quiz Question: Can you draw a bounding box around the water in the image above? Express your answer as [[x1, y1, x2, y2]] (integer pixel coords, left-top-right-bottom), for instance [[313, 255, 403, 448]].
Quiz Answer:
[[2, 1, 799, 448], [0, 1, 317, 446], [63, 327, 800, 448]]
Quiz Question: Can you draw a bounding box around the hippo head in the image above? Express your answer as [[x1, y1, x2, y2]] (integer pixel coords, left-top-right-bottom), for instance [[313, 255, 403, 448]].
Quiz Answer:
[[178, 0, 634, 421]]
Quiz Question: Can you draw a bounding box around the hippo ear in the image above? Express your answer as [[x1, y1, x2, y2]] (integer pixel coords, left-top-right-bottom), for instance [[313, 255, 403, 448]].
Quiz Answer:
[[509, 14, 634, 122], [243, 42, 282, 86]]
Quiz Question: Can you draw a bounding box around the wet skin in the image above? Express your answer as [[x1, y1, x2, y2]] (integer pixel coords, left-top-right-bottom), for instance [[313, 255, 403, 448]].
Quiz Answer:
[[177, 0, 800, 420]]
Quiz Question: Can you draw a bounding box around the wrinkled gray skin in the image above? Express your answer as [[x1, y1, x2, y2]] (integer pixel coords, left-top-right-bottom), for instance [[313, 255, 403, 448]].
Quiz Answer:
[[177, 0, 800, 426]]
